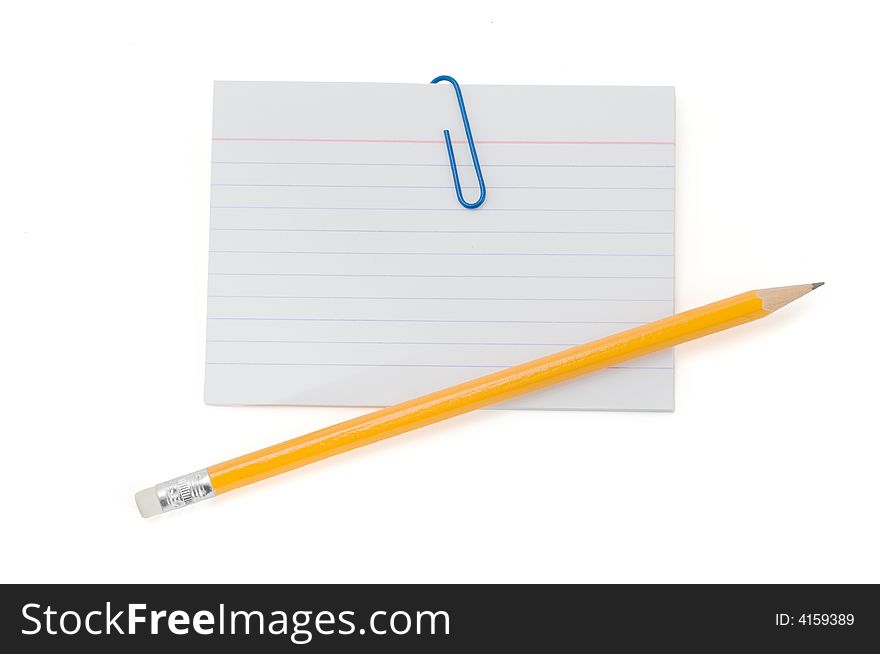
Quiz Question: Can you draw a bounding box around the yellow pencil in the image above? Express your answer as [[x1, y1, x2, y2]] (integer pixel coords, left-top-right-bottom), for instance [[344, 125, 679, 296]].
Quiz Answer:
[[136, 283, 822, 517]]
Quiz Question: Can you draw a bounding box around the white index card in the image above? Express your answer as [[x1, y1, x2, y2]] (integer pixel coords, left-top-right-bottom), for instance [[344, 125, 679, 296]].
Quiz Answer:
[[206, 81, 675, 410]]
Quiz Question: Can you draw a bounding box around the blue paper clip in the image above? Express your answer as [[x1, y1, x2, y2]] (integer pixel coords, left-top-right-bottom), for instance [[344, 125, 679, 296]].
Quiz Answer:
[[431, 75, 486, 209]]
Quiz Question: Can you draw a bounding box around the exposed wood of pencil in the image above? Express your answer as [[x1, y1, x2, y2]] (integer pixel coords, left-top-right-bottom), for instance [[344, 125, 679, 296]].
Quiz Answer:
[[757, 283, 821, 312], [206, 284, 822, 494]]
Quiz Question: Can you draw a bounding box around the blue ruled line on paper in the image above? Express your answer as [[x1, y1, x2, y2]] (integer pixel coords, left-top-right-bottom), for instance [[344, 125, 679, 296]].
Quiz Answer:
[[210, 206, 673, 213], [207, 295, 671, 301], [205, 362, 672, 369], [209, 228, 673, 235], [211, 161, 674, 168], [210, 340, 587, 346], [207, 273, 674, 279], [209, 252, 672, 257], [212, 183, 674, 190], [206, 318, 648, 324]]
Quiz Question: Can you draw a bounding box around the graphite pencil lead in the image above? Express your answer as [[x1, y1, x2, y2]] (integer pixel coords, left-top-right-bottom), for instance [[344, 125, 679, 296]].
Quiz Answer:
[[811, 282, 825, 290]]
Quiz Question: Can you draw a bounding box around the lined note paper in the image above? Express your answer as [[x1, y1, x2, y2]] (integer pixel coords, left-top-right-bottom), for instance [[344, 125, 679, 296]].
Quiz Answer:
[[206, 81, 675, 410]]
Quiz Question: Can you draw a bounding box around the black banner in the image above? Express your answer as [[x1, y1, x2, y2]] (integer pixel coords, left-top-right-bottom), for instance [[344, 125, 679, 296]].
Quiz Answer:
[[1, 584, 876, 651]]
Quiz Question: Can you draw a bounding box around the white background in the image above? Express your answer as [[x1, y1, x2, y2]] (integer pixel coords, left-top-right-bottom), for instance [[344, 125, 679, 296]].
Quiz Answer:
[[1, 0, 878, 583]]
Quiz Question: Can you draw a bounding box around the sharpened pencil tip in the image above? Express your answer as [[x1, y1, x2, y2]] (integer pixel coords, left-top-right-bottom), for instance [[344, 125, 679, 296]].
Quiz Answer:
[[811, 282, 825, 290]]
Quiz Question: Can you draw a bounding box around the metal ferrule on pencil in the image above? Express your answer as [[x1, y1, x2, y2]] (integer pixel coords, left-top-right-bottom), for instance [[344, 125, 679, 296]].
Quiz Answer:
[[155, 469, 215, 513]]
